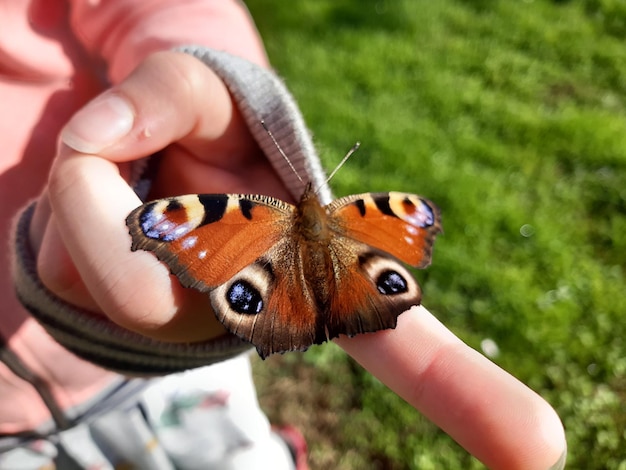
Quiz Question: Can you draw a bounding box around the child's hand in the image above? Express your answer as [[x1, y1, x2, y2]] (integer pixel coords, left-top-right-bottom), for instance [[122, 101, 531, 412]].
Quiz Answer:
[[30, 51, 290, 342], [337, 307, 566, 469]]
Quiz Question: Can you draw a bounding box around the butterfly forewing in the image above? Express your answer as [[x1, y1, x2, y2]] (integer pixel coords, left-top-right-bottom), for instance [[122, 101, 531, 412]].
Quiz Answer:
[[327, 192, 442, 268], [126, 194, 293, 291]]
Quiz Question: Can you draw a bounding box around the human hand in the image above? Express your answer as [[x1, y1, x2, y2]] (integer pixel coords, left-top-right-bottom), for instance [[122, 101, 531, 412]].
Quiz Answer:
[[31, 50, 566, 469], [30, 50, 292, 342], [337, 307, 567, 469]]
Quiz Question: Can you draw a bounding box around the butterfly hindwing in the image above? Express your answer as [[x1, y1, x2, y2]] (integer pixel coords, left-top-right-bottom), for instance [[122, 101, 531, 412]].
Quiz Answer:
[[323, 239, 422, 340], [210, 238, 324, 358]]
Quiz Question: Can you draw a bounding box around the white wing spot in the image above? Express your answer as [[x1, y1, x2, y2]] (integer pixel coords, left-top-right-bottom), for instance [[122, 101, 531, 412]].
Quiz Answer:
[[182, 236, 197, 249]]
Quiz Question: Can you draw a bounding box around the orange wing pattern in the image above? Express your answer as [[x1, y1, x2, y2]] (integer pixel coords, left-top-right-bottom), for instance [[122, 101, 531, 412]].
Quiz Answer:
[[328, 192, 442, 268], [126, 194, 294, 290]]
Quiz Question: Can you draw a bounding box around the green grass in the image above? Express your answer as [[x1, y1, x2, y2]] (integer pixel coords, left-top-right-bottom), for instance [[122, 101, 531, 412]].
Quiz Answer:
[[246, 1, 626, 468]]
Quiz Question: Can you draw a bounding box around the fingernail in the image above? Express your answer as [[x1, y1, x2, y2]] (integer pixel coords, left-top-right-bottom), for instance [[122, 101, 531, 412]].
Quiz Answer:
[[62, 93, 134, 153]]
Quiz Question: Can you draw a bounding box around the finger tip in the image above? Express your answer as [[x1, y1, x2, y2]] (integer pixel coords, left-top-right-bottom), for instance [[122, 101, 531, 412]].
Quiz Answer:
[[530, 399, 567, 470], [337, 304, 568, 470]]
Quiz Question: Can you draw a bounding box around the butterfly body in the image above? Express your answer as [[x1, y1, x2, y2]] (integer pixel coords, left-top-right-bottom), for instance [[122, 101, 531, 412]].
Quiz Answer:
[[127, 184, 441, 358]]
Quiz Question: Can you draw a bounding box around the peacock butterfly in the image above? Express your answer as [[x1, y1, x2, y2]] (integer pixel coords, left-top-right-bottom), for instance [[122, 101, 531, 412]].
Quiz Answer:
[[126, 146, 442, 358]]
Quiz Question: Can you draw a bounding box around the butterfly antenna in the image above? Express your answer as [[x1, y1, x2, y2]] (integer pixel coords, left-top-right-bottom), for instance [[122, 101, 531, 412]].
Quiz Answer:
[[322, 141, 360, 187], [261, 120, 304, 184]]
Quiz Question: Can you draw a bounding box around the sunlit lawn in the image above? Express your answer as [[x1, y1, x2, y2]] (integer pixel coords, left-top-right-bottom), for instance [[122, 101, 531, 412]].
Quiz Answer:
[[247, 1, 626, 468]]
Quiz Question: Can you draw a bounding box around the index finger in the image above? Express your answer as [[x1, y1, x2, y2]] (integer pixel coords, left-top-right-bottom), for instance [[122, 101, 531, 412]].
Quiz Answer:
[[336, 306, 566, 470]]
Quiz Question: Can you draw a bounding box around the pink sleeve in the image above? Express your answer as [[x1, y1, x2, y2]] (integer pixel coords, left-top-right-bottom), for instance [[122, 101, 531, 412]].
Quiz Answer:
[[68, 0, 269, 83]]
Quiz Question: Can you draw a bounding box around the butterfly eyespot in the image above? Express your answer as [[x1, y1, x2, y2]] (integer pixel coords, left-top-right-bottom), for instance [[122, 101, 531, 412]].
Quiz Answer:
[[135, 196, 208, 242], [226, 280, 264, 314], [376, 270, 409, 295]]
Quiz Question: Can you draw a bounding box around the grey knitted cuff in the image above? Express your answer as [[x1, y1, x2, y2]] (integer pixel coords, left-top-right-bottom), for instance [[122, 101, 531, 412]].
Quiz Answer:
[[177, 46, 331, 203]]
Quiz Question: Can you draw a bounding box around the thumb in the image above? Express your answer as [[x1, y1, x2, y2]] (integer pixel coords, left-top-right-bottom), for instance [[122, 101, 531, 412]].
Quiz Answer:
[[36, 50, 245, 340], [60, 50, 238, 160]]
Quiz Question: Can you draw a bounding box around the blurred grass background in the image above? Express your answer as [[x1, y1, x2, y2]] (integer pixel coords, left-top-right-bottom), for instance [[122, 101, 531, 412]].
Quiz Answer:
[[245, 0, 626, 468]]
